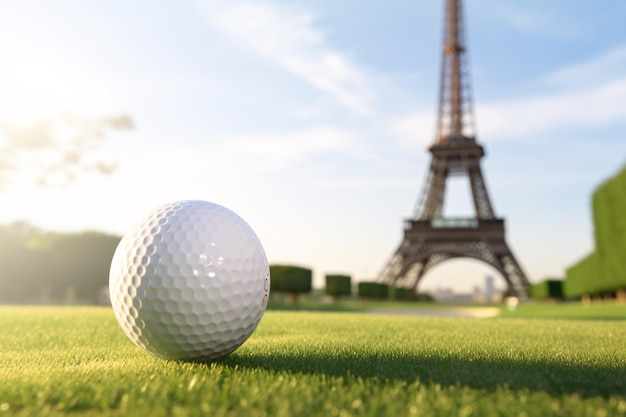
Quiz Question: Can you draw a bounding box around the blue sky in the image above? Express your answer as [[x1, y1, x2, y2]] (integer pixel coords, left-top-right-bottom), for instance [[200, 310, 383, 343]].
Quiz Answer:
[[1, 0, 625, 292]]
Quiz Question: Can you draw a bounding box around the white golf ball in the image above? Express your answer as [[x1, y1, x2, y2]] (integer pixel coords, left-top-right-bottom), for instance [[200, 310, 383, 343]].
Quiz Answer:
[[109, 200, 270, 361]]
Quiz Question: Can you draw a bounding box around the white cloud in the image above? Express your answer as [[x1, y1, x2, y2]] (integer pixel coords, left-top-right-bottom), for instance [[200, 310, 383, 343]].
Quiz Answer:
[[391, 44, 626, 144], [387, 110, 436, 150], [387, 43, 626, 147], [0, 39, 117, 125], [478, 78, 626, 139], [386, 74, 626, 145], [110, 125, 362, 191], [542, 45, 626, 88], [217, 126, 362, 170], [477, 45, 626, 139], [0, 113, 133, 190], [195, 0, 376, 115]]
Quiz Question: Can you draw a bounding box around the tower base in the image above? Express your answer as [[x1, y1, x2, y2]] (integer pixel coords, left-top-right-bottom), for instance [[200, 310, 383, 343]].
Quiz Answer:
[[379, 218, 530, 298]]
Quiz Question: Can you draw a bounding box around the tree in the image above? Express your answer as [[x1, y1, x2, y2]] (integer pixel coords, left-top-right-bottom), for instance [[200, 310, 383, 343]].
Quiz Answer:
[[0, 224, 121, 304], [270, 265, 312, 304], [390, 286, 410, 301], [357, 282, 389, 300], [44, 232, 121, 303], [325, 274, 351, 302], [0, 222, 43, 303]]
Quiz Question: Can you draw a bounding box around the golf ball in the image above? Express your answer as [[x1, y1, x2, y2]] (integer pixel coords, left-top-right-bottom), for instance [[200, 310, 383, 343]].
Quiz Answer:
[[109, 200, 270, 361]]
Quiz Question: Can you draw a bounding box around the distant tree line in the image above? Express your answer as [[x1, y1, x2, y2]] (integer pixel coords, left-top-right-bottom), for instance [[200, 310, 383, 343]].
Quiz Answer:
[[564, 165, 626, 300], [0, 223, 436, 305], [0, 222, 120, 304]]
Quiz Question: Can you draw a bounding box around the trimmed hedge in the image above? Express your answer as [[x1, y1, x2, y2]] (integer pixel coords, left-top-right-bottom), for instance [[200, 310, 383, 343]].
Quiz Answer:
[[358, 282, 389, 299], [390, 286, 410, 301], [528, 279, 563, 299], [269, 265, 312, 295], [592, 166, 626, 292], [564, 165, 626, 298], [325, 275, 351, 299], [565, 253, 601, 299]]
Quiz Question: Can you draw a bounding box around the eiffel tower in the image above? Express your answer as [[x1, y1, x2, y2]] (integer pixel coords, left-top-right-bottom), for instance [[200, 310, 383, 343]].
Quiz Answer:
[[378, 0, 530, 298]]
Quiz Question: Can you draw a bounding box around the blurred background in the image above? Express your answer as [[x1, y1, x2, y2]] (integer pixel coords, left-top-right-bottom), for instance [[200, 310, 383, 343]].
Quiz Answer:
[[1, 0, 625, 304]]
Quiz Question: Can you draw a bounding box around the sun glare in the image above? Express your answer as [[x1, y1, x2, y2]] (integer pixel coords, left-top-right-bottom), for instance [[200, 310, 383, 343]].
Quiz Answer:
[[0, 41, 111, 125]]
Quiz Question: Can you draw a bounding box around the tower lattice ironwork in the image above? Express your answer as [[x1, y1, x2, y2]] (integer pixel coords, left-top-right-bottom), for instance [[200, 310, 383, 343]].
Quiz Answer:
[[378, 0, 530, 298]]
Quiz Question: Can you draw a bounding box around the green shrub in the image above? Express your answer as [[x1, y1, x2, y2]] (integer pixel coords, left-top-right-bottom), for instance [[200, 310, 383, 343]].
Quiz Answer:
[[325, 274, 351, 301], [564, 165, 626, 299], [418, 292, 435, 302], [565, 253, 601, 299], [269, 265, 312, 303], [390, 286, 410, 300], [357, 282, 389, 299], [592, 165, 626, 293], [528, 279, 563, 300]]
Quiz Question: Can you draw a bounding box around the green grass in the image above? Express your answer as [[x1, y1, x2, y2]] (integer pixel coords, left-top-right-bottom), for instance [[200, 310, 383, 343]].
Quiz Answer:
[[267, 299, 495, 313], [499, 302, 626, 320], [1, 306, 626, 416]]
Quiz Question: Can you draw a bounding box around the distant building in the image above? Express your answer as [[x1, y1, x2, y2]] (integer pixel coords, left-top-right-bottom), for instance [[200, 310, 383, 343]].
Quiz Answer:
[[433, 287, 478, 303], [485, 276, 495, 303]]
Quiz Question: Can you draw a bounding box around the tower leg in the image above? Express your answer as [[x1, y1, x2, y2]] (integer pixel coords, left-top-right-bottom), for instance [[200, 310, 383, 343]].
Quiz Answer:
[[468, 165, 495, 219]]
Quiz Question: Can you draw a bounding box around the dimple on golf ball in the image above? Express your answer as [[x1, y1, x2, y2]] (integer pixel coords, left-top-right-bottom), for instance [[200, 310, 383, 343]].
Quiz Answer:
[[109, 200, 270, 361]]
